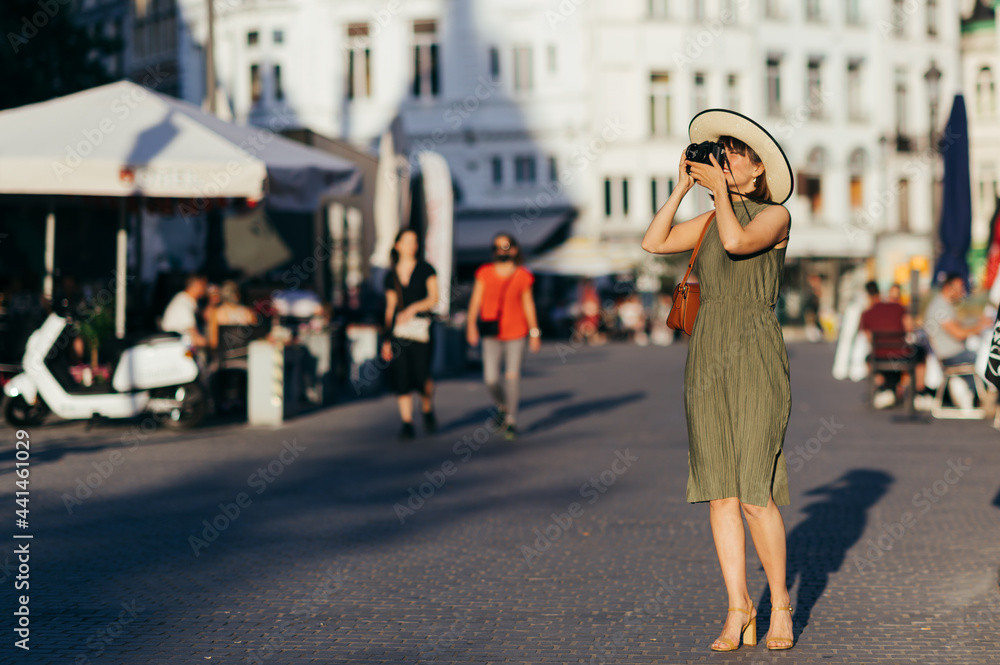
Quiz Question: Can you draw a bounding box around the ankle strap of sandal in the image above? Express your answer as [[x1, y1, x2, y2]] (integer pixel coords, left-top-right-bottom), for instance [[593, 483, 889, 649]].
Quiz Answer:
[[770, 606, 793, 613]]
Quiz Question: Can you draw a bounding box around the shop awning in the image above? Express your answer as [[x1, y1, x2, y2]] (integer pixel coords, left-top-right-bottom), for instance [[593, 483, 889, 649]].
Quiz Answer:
[[454, 208, 575, 264]]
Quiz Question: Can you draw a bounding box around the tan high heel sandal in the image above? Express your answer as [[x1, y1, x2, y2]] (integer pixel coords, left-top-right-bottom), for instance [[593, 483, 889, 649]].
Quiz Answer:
[[710, 601, 756, 652], [766, 606, 794, 650]]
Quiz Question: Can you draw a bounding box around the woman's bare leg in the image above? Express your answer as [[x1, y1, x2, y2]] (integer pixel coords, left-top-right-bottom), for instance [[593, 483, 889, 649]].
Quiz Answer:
[[396, 394, 413, 423], [742, 496, 793, 647], [709, 498, 755, 649]]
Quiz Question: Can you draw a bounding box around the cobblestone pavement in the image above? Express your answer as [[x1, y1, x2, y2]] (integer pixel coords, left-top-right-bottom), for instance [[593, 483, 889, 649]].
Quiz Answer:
[[2, 341, 999, 664]]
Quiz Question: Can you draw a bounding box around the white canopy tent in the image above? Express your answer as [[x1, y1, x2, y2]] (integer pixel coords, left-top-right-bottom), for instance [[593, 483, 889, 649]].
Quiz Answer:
[[527, 237, 638, 278], [0, 81, 360, 336]]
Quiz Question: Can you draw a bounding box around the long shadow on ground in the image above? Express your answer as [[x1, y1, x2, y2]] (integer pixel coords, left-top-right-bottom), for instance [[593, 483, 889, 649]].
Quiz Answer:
[[757, 469, 894, 639]]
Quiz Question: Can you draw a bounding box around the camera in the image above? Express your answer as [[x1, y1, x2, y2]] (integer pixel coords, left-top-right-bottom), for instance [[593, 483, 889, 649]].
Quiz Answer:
[[685, 141, 726, 173]]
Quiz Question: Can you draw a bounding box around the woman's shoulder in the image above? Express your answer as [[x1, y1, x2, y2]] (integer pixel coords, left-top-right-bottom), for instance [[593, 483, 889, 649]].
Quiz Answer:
[[417, 259, 437, 277], [515, 266, 535, 285]]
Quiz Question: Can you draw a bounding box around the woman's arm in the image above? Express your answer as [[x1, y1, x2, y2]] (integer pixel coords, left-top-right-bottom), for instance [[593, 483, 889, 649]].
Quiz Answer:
[[401, 274, 440, 317], [466, 277, 485, 346], [521, 283, 541, 352], [688, 155, 790, 255], [384, 289, 398, 332], [641, 150, 708, 254]]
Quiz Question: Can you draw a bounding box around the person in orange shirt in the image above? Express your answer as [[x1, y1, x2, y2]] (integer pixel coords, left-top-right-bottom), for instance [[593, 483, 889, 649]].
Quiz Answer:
[[466, 233, 541, 439]]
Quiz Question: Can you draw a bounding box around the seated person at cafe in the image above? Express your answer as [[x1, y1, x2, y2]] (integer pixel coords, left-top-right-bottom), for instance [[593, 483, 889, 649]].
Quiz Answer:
[[206, 280, 259, 351], [860, 280, 917, 409], [161, 274, 209, 348]]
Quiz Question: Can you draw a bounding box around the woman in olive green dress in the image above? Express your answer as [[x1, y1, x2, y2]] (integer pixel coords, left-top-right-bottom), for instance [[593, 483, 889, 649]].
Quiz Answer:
[[641, 110, 795, 652]]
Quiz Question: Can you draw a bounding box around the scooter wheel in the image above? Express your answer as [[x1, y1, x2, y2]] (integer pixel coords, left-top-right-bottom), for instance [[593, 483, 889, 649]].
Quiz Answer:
[[163, 382, 206, 429], [3, 395, 48, 427]]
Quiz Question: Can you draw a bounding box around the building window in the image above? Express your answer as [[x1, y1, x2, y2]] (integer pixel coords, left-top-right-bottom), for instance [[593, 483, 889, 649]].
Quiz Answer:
[[604, 177, 629, 219], [767, 56, 782, 116], [549, 157, 558, 182], [721, 0, 737, 20], [273, 65, 284, 102], [546, 44, 557, 74], [800, 147, 825, 217], [765, 0, 782, 19], [848, 149, 866, 211], [489, 47, 500, 81], [514, 156, 536, 184], [250, 64, 261, 103], [692, 0, 705, 21], [513, 46, 534, 92], [892, 0, 905, 37], [804, 0, 821, 22], [649, 0, 668, 18], [693, 72, 707, 113], [926, 0, 937, 36], [897, 178, 910, 231], [650, 72, 672, 137], [846, 0, 861, 24], [847, 59, 864, 121], [977, 67, 995, 118], [347, 24, 371, 99], [491, 156, 503, 186], [247, 30, 259, 46], [894, 67, 908, 146], [412, 20, 439, 99], [273, 29, 284, 44], [807, 58, 823, 118], [651, 177, 674, 214], [726, 74, 740, 110]]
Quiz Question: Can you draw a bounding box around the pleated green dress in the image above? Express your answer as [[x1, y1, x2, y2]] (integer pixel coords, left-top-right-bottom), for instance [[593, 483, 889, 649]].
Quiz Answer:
[[683, 198, 791, 508]]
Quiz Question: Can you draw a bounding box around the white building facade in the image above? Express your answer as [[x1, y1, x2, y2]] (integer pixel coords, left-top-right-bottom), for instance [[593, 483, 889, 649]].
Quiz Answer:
[[173, 0, 963, 289]]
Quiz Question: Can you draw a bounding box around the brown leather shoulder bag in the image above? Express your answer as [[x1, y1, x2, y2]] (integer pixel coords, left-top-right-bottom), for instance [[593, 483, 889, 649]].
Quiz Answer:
[[666, 212, 715, 336]]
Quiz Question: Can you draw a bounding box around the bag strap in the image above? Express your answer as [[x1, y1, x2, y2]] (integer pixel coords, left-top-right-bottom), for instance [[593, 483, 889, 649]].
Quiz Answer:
[[493, 266, 516, 322], [679, 212, 716, 285]]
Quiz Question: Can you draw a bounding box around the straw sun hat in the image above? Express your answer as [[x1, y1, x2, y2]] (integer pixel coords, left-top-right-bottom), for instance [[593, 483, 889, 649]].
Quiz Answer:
[[688, 109, 794, 205]]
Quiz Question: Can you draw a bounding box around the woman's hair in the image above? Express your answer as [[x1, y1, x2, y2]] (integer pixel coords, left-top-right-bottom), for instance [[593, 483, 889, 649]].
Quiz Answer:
[[390, 229, 420, 267], [492, 232, 524, 266], [720, 135, 773, 202], [220, 280, 241, 304]]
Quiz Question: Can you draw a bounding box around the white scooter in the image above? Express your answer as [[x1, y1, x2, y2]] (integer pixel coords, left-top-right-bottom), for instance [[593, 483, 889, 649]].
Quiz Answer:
[[3, 313, 207, 428]]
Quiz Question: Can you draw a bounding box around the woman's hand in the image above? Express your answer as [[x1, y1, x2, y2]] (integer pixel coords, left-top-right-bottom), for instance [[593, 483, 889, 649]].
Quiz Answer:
[[380, 340, 394, 362], [687, 154, 728, 197], [677, 150, 696, 194], [529, 336, 541, 353], [396, 306, 417, 324], [466, 326, 480, 347]]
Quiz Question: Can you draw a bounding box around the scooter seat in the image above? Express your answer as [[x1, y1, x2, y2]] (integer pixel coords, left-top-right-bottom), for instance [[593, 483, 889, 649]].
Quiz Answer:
[[130, 331, 183, 345]]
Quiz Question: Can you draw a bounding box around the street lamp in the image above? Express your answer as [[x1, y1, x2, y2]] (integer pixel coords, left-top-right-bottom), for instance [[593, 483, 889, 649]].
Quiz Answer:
[[925, 61, 942, 228], [925, 61, 942, 151]]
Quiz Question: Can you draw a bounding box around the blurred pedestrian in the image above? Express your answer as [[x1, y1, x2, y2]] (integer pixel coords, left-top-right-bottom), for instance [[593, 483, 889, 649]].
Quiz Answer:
[[161, 274, 209, 348], [576, 279, 605, 345], [641, 109, 795, 651], [618, 293, 648, 345], [380, 230, 439, 440], [466, 233, 541, 439]]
